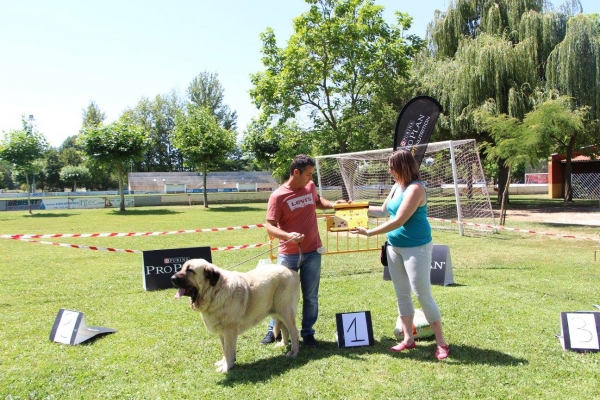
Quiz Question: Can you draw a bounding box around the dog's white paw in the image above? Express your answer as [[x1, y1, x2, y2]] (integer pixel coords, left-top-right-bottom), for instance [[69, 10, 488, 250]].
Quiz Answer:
[[286, 350, 298, 357], [215, 358, 234, 372], [215, 358, 226, 367], [216, 364, 230, 373], [274, 342, 286, 348]]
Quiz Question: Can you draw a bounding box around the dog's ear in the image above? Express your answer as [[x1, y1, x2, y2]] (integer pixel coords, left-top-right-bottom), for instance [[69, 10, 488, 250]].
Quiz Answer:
[[203, 265, 221, 286]]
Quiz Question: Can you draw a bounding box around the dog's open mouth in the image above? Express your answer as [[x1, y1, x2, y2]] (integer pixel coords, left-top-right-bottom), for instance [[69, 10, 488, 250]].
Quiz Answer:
[[174, 287, 198, 302]]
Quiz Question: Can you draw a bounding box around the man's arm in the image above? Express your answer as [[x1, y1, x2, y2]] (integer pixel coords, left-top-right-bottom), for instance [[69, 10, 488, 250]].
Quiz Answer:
[[316, 195, 343, 210], [266, 219, 304, 243]]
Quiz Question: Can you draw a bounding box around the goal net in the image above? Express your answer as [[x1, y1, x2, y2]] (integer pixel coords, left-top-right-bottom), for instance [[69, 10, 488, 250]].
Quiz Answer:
[[315, 139, 497, 236]]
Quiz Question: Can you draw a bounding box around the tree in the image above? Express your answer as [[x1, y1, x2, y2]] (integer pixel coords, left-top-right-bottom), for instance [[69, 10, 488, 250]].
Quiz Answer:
[[477, 95, 588, 208], [59, 136, 85, 166], [172, 104, 236, 208], [187, 72, 237, 131], [78, 102, 118, 191], [44, 148, 63, 191], [81, 101, 106, 129], [60, 165, 91, 192], [476, 104, 535, 223], [0, 118, 48, 213], [547, 13, 600, 121], [242, 116, 315, 182], [130, 91, 184, 172], [414, 0, 583, 203], [0, 160, 14, 190], [522, 96, 588, 201], [248, 0, 422, 157], [79, 114, 146, 211]]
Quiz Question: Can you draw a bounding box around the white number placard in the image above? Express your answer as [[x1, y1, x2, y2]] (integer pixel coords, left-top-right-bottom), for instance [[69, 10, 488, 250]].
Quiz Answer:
[[50, 309, 116, 345], [560, 312, 600, 352], [335, 311, 374, 348], [51, 309, 83, 344]]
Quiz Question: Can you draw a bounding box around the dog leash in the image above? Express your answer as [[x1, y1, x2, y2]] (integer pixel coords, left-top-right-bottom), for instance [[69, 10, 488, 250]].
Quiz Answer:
[[226, 237, 299, 270], [297, 244, 303, 269]]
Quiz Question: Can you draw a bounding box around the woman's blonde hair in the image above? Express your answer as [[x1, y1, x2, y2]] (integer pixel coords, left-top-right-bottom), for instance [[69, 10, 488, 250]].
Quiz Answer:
[[388, 149, 420, 186]]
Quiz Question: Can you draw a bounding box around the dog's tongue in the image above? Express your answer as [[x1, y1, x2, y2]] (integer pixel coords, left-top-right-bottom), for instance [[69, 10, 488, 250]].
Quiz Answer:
[[174, 288, 186, 299]]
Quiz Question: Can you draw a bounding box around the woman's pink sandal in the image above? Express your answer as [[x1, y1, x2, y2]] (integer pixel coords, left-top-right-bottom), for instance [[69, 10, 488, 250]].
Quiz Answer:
[[390, 340, 417, 352], [435, 345, 450, 360]]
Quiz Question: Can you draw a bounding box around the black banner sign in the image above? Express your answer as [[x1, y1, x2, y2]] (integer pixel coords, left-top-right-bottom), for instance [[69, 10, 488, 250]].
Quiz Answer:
[[142, 247, 212, 291], [393, 96, 442, 166]]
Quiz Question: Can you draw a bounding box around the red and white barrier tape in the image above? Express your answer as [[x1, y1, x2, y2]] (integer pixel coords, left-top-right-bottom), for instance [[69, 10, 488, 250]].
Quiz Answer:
[[12, 238, 270, 253], [428, 217, 600, 242], [0, 224, 266, 240], [13, 238, 142, 253]]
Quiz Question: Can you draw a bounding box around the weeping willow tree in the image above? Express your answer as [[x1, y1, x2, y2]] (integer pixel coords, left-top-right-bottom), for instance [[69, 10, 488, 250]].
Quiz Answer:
[[547, 13, 600, 120], [412, 0, 594, 202]]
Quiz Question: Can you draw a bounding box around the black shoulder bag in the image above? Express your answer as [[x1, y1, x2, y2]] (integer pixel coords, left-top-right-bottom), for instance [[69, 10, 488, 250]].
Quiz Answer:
[[380, 241, 389, 266]]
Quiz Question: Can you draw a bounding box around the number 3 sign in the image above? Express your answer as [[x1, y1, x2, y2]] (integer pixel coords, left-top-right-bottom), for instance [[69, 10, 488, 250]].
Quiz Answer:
[[559, 312, 600, 352]]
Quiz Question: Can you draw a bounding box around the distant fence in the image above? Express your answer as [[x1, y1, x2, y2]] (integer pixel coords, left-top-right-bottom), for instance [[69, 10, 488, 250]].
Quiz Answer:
[[0, 190, 130, 198], [572, 173, 600, 199], [0, 192, 272, 212]]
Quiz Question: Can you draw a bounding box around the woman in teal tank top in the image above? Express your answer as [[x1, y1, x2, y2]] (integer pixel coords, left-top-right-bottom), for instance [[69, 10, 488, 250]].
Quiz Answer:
[[352, 149, 449, 360]]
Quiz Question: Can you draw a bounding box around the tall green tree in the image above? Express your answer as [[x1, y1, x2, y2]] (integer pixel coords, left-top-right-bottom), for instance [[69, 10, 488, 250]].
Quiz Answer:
[[78, 102, 116, 190], [130, 91, 183, 172], [242, 117, 314, 182], [546, 13, 600, 121], [477, 95, 589, 203], [522, 96, 589, 201], [79, 114, 146, 211], [187, 72, 237, 131], [0, 160, 14, 190], [172, 104, 236, 208], [476, 103, 536, 221], [248, 0, 422, 159], [60, 165, 91, 192], [414, 0, 590, 202], [0, 118, 48, 213], [44, 148, 63, 191], [81, 101, 106, 129]]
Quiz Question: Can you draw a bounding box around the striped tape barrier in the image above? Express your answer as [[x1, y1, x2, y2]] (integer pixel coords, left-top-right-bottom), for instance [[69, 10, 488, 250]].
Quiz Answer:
[[12, 238, 270, 253], [428, 217, 600, 242], [0, 224, 266, 240]]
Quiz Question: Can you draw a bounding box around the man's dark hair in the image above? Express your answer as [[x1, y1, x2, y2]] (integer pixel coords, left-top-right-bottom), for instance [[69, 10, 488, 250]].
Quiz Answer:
[[290, 154, 316, 174]]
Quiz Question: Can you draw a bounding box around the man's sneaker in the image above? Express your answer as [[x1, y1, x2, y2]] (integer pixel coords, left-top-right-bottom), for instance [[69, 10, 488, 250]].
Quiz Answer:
[[303, 334, 318, 348], [260, 331, 281, 345]]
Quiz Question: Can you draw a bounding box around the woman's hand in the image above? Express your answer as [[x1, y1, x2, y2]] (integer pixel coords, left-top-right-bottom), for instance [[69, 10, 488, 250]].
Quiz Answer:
[[350, 227, 370, 237]]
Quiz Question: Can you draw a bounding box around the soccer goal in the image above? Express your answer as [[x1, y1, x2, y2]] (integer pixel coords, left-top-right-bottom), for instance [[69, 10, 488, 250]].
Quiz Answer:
[[315, 139, 497, 236]]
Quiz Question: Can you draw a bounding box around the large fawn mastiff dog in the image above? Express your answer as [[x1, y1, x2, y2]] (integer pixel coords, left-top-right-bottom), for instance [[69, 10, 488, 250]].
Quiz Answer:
[[171, 259, 300, 372]]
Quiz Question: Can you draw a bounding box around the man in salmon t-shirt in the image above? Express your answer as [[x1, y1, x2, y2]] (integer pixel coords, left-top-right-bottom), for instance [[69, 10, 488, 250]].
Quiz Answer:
[[260, 154, 342, 348]]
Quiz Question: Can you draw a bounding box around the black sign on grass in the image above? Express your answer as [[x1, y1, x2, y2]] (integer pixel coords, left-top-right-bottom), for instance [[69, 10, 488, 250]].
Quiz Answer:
[[142, 246, 212, 291], [383, 244, 454, 286]]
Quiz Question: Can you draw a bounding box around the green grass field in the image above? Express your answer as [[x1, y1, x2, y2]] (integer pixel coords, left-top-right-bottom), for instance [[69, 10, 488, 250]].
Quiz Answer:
[[1, 199, 599, 399]]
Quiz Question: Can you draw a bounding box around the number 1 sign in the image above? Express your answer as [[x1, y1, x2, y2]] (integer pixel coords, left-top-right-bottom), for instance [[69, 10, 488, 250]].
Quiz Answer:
[[335, 311, 374, 348], [559, 312, 600, 352]]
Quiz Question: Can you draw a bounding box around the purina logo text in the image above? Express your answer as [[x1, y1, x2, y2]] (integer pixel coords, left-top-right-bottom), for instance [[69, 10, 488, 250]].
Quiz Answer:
[[164, 257, 190, 264]]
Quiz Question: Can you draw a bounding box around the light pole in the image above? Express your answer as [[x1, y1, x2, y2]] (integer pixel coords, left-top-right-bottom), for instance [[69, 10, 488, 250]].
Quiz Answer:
[[28, 115, 36, 193]]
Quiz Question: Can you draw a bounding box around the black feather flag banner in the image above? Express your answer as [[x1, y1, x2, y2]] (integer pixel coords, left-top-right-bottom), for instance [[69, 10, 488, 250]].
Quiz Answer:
[[393, 96, 443, 166]]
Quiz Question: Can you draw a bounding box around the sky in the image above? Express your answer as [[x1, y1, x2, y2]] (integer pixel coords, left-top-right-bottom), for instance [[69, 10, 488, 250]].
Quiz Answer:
[[1, 0, 599, 148]]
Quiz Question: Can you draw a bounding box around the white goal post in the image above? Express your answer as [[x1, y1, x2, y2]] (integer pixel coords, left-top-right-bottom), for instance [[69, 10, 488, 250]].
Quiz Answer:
[[315, 139, 497, 236]]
